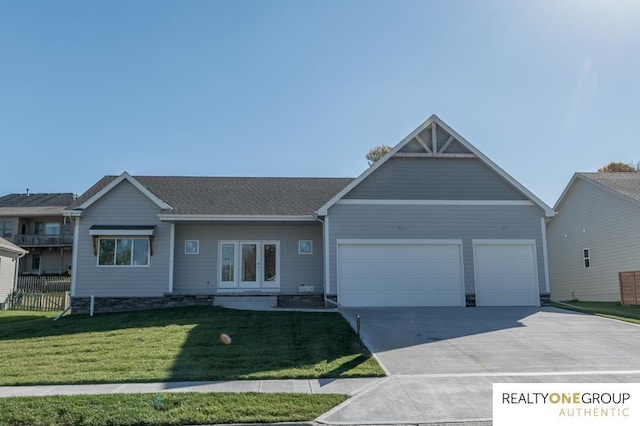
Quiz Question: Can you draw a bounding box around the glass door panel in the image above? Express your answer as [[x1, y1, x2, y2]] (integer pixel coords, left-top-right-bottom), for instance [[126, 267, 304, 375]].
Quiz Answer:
[[240, 242, 259, 288], [261, 242, 279, 288], [219, 242, 237, 288]]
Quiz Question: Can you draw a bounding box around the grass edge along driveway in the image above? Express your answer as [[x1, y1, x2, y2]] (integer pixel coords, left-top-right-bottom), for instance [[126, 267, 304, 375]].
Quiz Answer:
[[0, 306, 384, 386], [0, 392, 348, 426], [553, 301, 640, 325]]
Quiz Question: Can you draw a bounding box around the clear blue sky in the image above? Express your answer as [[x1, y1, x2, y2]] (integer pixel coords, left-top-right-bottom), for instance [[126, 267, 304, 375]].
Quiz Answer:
[[2, 0, 639, 206]]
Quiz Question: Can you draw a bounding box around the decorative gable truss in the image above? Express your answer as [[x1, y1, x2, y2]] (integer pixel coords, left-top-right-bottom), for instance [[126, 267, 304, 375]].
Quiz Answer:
[[317, 114, 554, 217], [395, 120, 475, 158]]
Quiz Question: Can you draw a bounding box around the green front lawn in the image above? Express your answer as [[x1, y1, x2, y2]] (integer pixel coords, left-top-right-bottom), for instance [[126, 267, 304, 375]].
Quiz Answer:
[[554, 301, 640, 325], [0, 392, 347, 426], [0, 306, 384, 385]]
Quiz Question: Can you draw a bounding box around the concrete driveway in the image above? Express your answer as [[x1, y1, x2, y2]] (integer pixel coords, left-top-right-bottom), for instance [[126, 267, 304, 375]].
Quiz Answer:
[[318, 307, 640, 425]]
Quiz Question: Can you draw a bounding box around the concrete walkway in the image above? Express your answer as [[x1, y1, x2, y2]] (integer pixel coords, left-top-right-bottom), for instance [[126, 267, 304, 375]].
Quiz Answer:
[[0, 378, 381, 398]]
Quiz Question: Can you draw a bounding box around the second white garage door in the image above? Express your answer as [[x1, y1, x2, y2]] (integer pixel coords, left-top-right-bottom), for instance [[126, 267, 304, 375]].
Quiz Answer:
[[473, 241, 539, 306], [337, 241, 464, 307]]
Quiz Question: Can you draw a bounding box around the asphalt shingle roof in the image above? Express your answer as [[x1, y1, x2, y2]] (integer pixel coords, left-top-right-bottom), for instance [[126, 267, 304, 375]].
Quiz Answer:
[[579, 172, 640, 204], [0, 193, 76, 208], [0, 193, 77, 217], [70, 176, 354, 216]]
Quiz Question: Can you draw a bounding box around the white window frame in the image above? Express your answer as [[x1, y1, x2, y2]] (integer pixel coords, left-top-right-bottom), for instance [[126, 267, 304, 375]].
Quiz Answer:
[[298, 240, 313, 255], [185, 240, 199, 255], [583, 248, 591, 269], [97, 237, 150, 267]]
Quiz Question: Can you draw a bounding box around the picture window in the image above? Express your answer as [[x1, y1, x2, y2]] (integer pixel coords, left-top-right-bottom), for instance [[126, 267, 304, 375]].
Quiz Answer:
[[298, 240, 313, 255], [98, 238, 149, 266], [185, 240, 199, 254]]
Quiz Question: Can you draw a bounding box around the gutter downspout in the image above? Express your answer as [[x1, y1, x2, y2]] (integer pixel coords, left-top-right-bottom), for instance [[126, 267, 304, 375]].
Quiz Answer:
[[13, 250, 27, 293], [314, 212, 338, 308]]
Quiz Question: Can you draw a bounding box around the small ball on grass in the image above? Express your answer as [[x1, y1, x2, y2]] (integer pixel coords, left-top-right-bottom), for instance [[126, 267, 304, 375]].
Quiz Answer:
[[219, 332, 232, 345]]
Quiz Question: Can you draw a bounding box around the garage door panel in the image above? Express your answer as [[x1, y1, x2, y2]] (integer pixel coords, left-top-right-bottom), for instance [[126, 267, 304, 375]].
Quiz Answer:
[[338, 243, 464, 307], [474, 243, 539, 307]]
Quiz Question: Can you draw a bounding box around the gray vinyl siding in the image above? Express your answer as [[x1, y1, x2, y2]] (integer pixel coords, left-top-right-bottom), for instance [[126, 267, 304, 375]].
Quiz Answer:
[[344, 158, 527, 200], [0, 250, 17, 302], [327, 203, 546, 296], [74, 181, 171, 297], [173, 224, 323, 294], [548, 179, 640, 302]]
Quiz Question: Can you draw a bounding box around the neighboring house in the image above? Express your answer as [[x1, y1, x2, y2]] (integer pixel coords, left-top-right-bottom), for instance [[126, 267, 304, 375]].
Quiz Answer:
[[65, 115, 554, 314], [0, 193, 77, 275], [0, 237, 28, 307], [548, 172, 640, 302]]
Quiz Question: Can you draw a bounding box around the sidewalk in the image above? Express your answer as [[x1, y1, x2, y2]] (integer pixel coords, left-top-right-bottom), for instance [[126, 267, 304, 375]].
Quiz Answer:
[[0, 378, 382, 398]]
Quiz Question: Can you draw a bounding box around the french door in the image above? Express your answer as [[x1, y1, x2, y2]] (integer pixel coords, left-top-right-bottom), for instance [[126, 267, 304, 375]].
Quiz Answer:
[[219, 241, 280, 290]]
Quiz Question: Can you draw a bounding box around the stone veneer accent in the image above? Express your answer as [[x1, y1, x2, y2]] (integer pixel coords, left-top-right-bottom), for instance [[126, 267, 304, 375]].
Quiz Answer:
[[71, 295, 215, 315]]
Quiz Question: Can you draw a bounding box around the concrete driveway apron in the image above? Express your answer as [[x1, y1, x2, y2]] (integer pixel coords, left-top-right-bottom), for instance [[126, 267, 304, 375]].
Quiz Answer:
[[318, 307, 640, 425]]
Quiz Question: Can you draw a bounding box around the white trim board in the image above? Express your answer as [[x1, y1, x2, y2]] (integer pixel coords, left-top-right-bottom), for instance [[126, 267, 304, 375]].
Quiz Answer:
[[337, 238, 464, 245], [539, 217, 550, 294], [157, 214, 316, 222], [336, 199, 535, 206], [472, 238, 538, 246]]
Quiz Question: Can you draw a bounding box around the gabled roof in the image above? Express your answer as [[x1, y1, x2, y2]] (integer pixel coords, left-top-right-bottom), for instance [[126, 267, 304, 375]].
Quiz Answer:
[[317, 114, 555, 217], [67, 173, 354, 218], [555, 172, 640, 210], [0, 237, 28, 255], [0, 193, 77, 217]]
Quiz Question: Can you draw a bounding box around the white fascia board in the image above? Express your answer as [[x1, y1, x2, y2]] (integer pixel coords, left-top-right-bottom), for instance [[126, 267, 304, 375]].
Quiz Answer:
[[316, 115, 439, 216], [0, 242, 28, 255], [77, 172, 172, 212], [336, 199, 535, 206], [432, 117, 555, 218], [157, 214, 317, 222], [89, 229, 154, 236]]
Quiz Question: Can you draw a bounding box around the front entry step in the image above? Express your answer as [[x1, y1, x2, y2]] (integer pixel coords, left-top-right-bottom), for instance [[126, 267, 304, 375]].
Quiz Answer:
[[213, 295, 278, 310]]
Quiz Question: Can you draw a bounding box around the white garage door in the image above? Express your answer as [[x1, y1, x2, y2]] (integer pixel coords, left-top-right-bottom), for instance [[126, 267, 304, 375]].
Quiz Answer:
[[337, 242, 464, 307], [474, 242, 539, 306]]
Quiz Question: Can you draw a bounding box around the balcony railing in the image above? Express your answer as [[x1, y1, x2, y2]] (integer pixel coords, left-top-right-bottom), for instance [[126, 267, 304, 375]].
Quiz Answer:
[[16, 234, 74, 247]]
